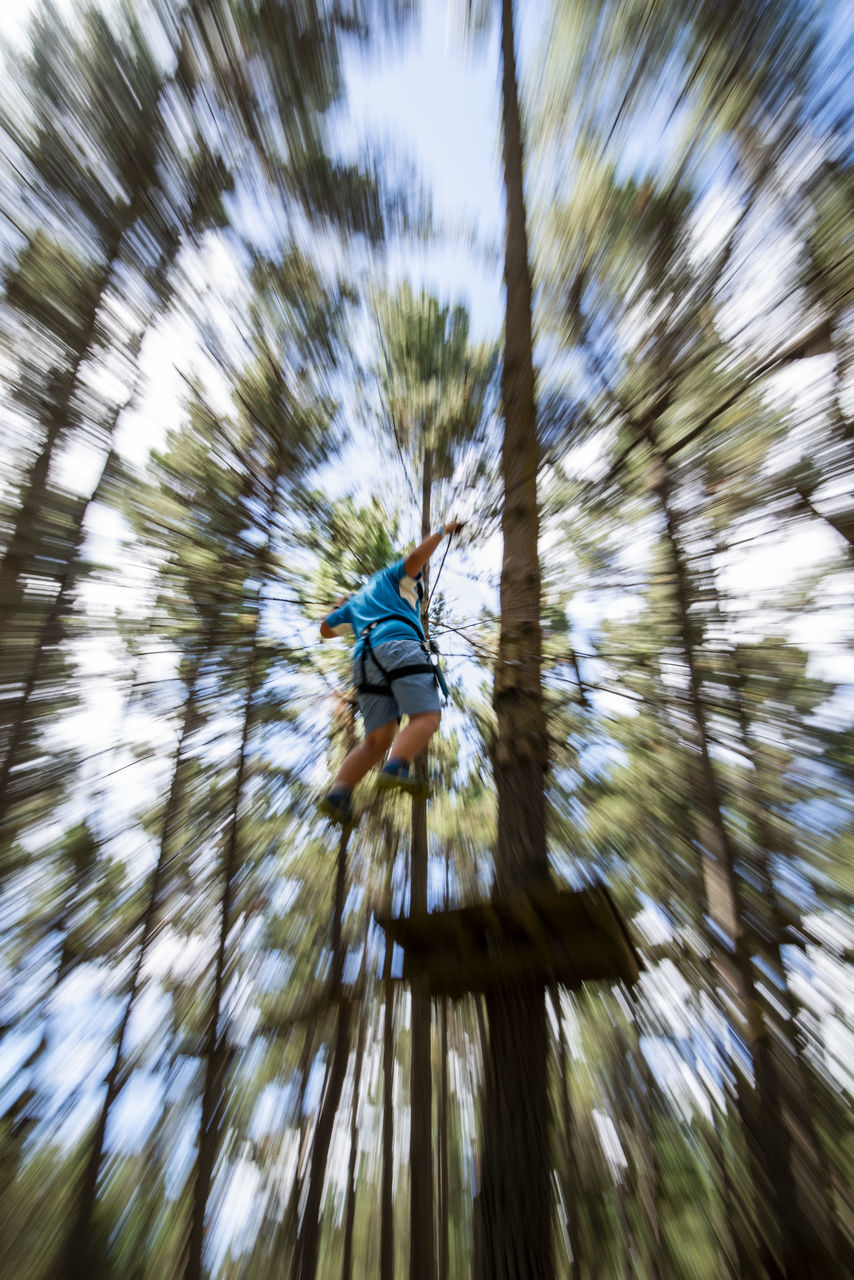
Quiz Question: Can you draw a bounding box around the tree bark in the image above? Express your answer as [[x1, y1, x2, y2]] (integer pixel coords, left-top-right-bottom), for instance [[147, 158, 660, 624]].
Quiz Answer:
[[381, 903, 396, 1280], [281, 1027, 316, 1257], [408, 806, 434, 1280], [291, 821, 353, 1280], [341, 981, 367, 1280], [291, 692, 358, 1280], [633, 1070, 665, 1280], [707, 1088, 757, 1278], [410, 445, 435, 1280], [476, 2, 552, 1277], [437, 852, 450, 1280], [625, 1010, 663, 1280]]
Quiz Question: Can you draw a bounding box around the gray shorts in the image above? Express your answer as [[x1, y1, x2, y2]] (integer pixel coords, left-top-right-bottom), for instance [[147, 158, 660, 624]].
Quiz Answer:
[[355, 636, 441, 734]]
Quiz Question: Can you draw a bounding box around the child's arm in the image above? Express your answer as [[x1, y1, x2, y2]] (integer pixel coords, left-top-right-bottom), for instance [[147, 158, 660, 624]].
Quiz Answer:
[[403, 520, 464, 578]]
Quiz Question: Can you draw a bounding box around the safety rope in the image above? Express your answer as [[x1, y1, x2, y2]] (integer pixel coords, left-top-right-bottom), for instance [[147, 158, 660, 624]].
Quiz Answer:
[[426, 527, 454, 613]]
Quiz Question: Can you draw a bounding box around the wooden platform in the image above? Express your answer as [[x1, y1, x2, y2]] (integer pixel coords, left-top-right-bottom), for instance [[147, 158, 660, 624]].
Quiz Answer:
[[376, 882, 640, 998]]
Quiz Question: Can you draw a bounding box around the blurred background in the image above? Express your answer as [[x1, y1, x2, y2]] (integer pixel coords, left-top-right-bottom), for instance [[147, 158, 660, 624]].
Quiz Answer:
[[0, 0, 852, 1277]]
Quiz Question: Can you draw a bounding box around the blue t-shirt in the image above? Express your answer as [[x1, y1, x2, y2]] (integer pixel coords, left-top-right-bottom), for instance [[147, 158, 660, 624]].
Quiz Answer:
[[325, 558, 424, 657]]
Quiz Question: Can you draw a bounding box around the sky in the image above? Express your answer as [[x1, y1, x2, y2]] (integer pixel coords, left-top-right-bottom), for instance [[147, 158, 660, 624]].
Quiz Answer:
[[340, 5, 505, 336]]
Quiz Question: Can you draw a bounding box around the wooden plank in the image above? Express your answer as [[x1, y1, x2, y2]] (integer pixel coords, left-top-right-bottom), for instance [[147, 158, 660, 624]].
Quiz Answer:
[[376, 884, 641, 997], [401, 935, 631, 997]]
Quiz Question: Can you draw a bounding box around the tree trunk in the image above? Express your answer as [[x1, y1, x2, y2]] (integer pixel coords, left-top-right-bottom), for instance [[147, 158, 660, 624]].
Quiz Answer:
[[0, 211, 132, 637], [341, 982, 367, 1280], [281, 1027, 316, 1258], [476, 2, 552, 1277], [632, 1008, 665, 1280], [409, 803, 434, 1280], [0, 230, 178, 842], [436, 997, 450, 1280], [794, 486, 854, 557], [0, 1047, 38, 1205], [410, 445, 435, 1280], [291, 822, 353, 1280], [59, 626, 213, 1280], [291, 691, 358, 1280], [706, 1089, 757, 1279], [437, 852, 450, 1280], [726, 635, 852, 1273], [380, 831, 398, 1280], [0, 441, 126, 819], [381, 909, 396, 1280], [128, 1106, 172, 1280], [655, 450, 834, 1279], [0, 43, 201, 642], [184, 618, 263, 1280], [623, 1012, 662, 1280]]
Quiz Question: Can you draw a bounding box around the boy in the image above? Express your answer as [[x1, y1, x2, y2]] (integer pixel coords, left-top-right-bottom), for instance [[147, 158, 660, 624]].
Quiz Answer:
[[318, 519, 464, 823]]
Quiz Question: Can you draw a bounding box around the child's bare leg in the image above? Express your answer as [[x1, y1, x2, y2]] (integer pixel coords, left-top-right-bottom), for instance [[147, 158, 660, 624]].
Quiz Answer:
[[388, 711, 441, 764], [332, 720, 397, 791]]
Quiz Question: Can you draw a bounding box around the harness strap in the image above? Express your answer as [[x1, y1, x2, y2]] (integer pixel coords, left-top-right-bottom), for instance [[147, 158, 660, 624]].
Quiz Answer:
[[368, 613, 426, 644], [356, 615, 441, 697]]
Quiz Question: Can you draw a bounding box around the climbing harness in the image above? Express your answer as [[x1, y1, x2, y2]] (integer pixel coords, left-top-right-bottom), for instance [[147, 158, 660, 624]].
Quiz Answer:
[[356, 613, 450, 702], [353, 528, 458, 704]]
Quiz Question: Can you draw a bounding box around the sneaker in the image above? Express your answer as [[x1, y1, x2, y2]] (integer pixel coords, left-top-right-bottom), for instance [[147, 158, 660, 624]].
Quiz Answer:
[[318, 788, 354, 825], [377, 760, 432, 799]]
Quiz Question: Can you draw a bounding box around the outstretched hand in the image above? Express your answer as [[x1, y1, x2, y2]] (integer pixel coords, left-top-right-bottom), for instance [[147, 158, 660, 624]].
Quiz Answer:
[[443, 520, 466, 537]]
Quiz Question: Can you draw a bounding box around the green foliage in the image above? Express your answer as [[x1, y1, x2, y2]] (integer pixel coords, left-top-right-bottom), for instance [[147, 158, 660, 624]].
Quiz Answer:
[[374, 280, 497, 480]]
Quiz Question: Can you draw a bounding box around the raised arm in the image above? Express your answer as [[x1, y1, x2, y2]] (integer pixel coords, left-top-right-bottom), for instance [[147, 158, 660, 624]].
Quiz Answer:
[[403, 520, 464, 579]]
